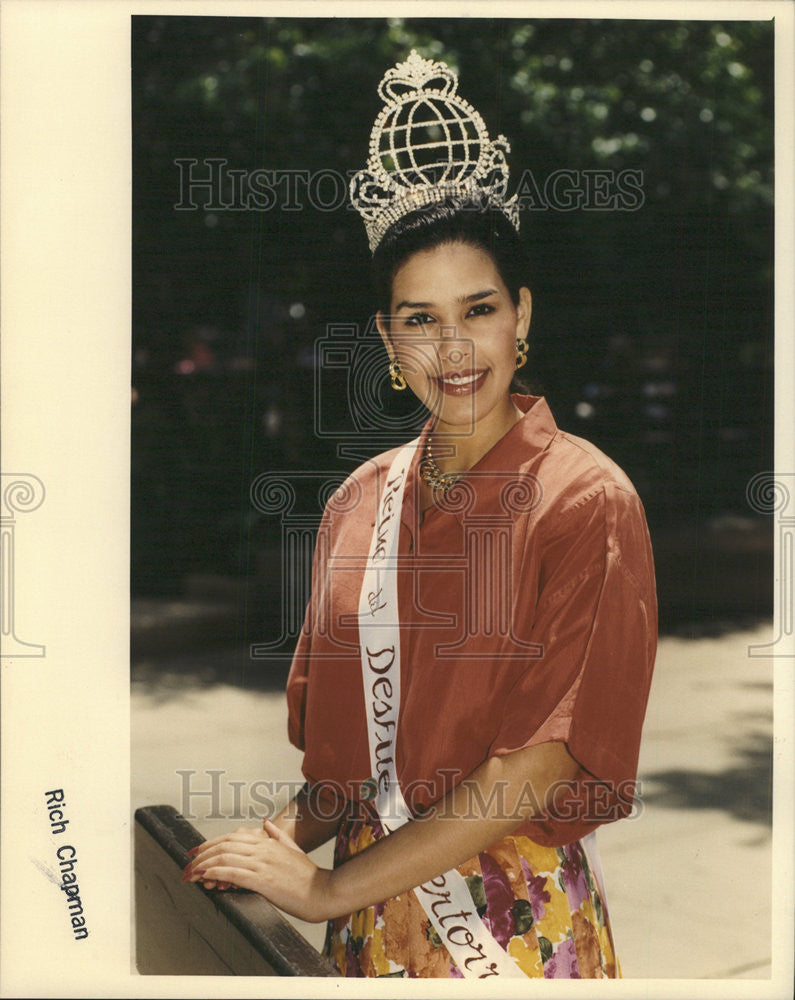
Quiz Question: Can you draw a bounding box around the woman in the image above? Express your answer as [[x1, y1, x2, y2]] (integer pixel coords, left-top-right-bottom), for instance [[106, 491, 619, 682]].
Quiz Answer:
[[183, 51, 657, 980]]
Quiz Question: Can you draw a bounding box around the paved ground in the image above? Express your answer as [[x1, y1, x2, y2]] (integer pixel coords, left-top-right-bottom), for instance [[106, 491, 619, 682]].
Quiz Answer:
[[132, 618, 775, 980]]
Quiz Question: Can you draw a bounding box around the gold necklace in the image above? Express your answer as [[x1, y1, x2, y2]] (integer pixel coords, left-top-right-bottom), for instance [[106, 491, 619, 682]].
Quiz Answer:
[[419, 437, 462, 496]]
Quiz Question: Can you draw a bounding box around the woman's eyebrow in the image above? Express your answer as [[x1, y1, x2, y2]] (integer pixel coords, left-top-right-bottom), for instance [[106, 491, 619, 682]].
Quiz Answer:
[[393, 299, 433, 311], [460, 287, 499, 303], [393, 288, 498, 312]]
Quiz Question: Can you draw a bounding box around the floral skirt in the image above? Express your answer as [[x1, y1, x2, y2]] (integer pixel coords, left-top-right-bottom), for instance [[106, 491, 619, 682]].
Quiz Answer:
[[323, 803, 620, 979]]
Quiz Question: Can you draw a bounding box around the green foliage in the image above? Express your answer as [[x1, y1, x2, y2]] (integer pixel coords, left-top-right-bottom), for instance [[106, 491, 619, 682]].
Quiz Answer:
[[134, 15, 771, 330]]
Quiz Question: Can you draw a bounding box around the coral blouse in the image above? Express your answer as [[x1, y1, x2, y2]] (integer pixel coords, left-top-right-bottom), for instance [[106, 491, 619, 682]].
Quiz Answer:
[[286, 395, 658, 846]]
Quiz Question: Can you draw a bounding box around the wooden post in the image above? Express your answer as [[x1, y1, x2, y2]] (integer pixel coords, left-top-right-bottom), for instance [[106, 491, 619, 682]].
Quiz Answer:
[[134, 805, 339, 976]]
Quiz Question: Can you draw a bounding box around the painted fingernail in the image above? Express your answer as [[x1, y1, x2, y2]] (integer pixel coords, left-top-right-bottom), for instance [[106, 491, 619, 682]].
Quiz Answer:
[[186, 846, 199, 858]]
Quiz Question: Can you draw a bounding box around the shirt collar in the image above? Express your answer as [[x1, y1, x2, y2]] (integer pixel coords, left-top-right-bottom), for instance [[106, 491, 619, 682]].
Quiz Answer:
[[401, 394, 558, 532]]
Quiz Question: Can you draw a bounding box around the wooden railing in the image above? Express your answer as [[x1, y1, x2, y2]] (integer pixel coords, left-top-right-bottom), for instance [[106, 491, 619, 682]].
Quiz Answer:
[[134, 805, 339, 976]]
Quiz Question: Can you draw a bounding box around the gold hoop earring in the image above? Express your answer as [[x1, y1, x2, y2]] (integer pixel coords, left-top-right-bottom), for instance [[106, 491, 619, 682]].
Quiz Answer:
[[515, 339, 528, 369], [389, 358, 407, 390]]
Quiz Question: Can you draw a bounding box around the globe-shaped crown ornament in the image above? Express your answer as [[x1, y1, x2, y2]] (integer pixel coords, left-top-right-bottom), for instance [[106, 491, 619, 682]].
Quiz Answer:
[[350, 49, 521, 253]]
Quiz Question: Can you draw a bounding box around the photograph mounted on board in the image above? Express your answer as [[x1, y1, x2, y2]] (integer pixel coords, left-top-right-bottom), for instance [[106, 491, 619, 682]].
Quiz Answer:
[[130, 14, 775, 981]]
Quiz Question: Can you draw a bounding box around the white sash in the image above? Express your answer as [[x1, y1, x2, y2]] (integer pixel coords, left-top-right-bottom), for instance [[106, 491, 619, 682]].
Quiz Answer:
[[357, 441, 525, 978]]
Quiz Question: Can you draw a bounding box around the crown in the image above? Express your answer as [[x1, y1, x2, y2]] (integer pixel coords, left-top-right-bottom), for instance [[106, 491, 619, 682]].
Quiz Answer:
[[349, 49, 520, 253]]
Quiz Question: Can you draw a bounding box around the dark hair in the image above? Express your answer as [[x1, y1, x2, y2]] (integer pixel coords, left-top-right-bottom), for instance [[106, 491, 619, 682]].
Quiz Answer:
[[371, 194, 537, 394]]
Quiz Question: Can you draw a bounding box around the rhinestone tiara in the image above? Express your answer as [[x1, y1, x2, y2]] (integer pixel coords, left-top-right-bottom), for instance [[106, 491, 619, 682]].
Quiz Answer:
[[349, 49, 520, 253]]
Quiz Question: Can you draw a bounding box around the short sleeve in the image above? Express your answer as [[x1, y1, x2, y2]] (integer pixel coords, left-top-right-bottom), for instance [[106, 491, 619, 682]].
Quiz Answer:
[[490, 482, 657, 846]]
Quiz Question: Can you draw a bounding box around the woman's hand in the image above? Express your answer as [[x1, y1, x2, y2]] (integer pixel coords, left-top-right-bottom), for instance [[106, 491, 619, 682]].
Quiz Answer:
[[181, 820, 334, 923], [181, 743, 583, 924]]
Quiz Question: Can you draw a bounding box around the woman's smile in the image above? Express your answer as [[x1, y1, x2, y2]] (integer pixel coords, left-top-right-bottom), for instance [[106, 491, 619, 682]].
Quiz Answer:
[[433, 367, 489, 395]]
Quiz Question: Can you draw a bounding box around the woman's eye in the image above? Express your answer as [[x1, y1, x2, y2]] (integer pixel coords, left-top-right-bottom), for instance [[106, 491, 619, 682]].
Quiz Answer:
[[404, 313, 434, 327], [467, 303, 495, 317]]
